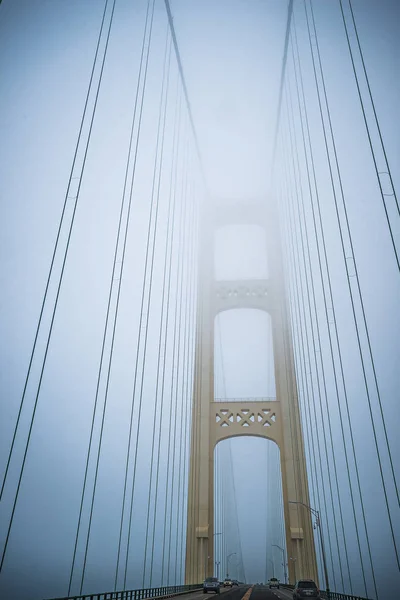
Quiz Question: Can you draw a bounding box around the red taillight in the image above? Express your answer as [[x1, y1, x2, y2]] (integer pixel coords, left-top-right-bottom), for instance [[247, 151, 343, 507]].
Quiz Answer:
[[296, 589, 300, 594]]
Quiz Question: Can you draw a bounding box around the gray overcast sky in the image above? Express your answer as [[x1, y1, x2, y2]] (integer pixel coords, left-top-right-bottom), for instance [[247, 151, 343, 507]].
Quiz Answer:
[[0, 0, 399, 599]]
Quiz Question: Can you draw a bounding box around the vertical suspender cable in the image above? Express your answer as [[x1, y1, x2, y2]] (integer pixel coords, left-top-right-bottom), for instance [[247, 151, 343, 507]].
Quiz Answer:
[[173, 145, 193, 584], [166, 135, 190, 583], [288, 18, 357, 592], [175, 164, 197, 584], [0, 0, 110, 503], [279, 143, 322, 583], [159, 93, 184, 587], [178, 171, 199, 583], [140, 31, 173, 588], [339, 0, 399, 271], [291, 11, 372, 595], [78, 1, 160, 593], [0, 0, 117, 575], [285, 71, 345, 588], [306, 0, 399, 573], [119, 13, 172, 589], [66, 0, 153, 593], [145, 73, 180, 589]]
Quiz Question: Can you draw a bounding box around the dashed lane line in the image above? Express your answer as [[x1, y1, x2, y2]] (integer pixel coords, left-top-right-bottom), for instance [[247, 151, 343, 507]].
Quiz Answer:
[[273, 588, 293, 600]]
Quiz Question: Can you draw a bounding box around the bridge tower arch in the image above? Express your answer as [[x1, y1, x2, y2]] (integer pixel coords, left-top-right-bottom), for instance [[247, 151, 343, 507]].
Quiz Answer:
[[185, 200, 318, 585]]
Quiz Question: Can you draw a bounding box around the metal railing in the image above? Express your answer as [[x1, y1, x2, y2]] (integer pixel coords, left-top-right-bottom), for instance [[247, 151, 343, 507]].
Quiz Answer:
[[321, 593, 371, 600], [281, 585, 371, 600], [44, 583, 203, 600]]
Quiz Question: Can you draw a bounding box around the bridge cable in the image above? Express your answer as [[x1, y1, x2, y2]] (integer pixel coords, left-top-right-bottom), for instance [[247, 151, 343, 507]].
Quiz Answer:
[[282, 1, 396, 593], [165, 134, 191, 584], [270, 0, 294, 183], [285, 82, 341, 587], [168, 134, 190, 582], [219, 323, 245, 583], [114, 13, 174, 590], [229, 441, 245, 583], [288, 13, 369, 593], [71, 1, 158, 593], [274, 119, 316, 581], [97, 2, 156, 590], [185, 123, 204, 585], [287, 7, 376, 595], [279, 127, 325, 585], [217, 324, 228, 580], [0, 0, 117, 575], [143, 70, 181, 589], [281, 112, 326, 585], [271, 67, 318, 579], [163, 0, 207, 190], [0, 0, 110, 504], [177, 169, 200, 584], [273, 209, 311, 581], [278, 12, 368, 592], [159, 91, 184, 586], [347, 0, 398, 211], [289, 21, 354, 593], [339, 0, 400, 271], [306, 0, 399, 570], [284, 59, 348, 590], [175, 183, 196, 584], [291, 8, 373, 593], [62, 0, 154, 593], [137, 29, 173, 589]]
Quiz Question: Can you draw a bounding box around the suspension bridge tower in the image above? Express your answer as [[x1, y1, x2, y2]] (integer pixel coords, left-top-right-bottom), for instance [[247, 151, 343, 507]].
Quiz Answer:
[[185, 198, 318, 585]]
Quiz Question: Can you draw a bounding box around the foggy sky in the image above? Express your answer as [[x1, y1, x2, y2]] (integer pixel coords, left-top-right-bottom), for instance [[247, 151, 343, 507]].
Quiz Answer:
[[0, 1, 399, 599]]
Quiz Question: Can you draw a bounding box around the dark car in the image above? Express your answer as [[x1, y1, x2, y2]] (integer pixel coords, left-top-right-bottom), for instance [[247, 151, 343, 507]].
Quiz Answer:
[[203, 577, 220, 594], [293, 580, 320, 599], [232, 580, 239, 586]]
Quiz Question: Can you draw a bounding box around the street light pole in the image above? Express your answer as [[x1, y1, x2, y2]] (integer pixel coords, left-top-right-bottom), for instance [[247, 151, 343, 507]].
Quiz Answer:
[[268, 558, 275, 578], [227, 553, 236, 579], [215, 561, 220, 580], [288, 501, 330, 597], [213, 533, 222, 580], [272, 545, 286, 583]]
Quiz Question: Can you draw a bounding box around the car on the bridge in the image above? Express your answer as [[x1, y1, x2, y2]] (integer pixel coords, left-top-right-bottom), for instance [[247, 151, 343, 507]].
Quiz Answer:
[[231, 580, 239, 586], [223, 578, 233, 587], [268, 577, 280, 589], [203, 577, 220, 594], [293, 579, 321, 599]]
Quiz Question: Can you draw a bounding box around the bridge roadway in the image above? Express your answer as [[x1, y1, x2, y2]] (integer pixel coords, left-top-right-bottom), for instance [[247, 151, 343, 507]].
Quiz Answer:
[[193, 584, 294, 600]]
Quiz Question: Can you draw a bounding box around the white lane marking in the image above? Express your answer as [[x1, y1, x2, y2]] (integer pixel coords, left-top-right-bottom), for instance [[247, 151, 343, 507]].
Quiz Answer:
[[274, 589, 293, 600]]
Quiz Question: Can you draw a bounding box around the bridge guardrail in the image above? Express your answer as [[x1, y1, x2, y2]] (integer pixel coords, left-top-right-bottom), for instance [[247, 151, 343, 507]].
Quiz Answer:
[[320, 593, 371, 600], [281, 585, 371, 600], [44, 583, 203, 600]]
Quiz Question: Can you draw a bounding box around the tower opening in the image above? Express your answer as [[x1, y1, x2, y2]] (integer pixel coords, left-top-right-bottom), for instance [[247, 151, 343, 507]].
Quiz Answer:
[[214, 309, 276, 400], [213, 437, 285, 584]]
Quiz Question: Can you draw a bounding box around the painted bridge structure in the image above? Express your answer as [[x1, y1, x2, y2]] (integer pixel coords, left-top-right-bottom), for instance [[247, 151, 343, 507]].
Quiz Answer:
[[185, 199, 318, 585]]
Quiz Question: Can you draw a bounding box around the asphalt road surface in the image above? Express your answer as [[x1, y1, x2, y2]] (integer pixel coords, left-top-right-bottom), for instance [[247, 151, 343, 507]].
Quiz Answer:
[[190, 584, 295, 600], [250, 584, 292, 600], [184, 583, 296, 600]]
